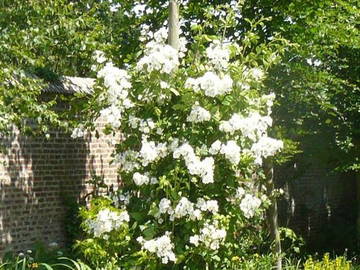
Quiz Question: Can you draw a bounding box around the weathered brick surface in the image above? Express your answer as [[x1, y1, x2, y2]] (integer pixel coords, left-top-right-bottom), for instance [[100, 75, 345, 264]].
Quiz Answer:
[[0, 118, 119, 255], [0, 117, 357, 254], [276, 160, 357, 251]]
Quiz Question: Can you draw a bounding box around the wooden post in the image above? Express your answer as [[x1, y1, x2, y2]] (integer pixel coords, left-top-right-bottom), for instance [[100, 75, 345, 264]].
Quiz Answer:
[[168, 0, 179, 50], [264, 159, 282, 270]]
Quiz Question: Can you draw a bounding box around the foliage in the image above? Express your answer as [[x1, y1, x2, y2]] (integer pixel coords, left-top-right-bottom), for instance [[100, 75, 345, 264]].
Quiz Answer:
[[1, 0, 358, 169], [0, 245, 91, 270], [303, 253, 351, 270], [0, 0, 140, 134], [61, 194, 85, 249], [239, 0, 360, 171]]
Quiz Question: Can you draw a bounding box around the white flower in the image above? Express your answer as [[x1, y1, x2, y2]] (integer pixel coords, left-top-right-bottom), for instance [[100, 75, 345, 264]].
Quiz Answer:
[[206, 40, 230, 69], [219, 112, 272, 140], [192, 209, 202, 220], [185, 72, 232, 97], [199, 72, 233, 97], [187, 104, 211, 123], [115, 150, 140, 172], [189, 235, 200, 246], [174, 197, 194, 219], [206, 200, 219, 213], [240, 194, 261, 218], [243, 67, 265, 81], [173, 143, 214, 184], [97, 62, 131, 103], [133, 172, 150, 186], [251, 136, 284, 165], [93, 50, 107, 64], [209, 140, 222, 155], [160, 81, 170, 89], [249, 67, 265, 81], [220, 140, 241, 165], [159, 198, 173, 215], [169, 138, 180, 152], [128, 115, 140, 128], [235, 187, 245, 199], [178, 36, 188, 58], [196, 198, 218, 213], [153, 27, 168, 43], [137, 41, 179, 74], [87, 209, 129, 238], [140, 140, 158, 165], [100, 104, 122, 128], [139, 118, 156, 134], [185, 77, 200, 92], [71, 126, 85, 139], [140, 139, 168, 166], [141, 232, 176, 264], [189, 222, 226, 250], [137, 236, 145, 244]]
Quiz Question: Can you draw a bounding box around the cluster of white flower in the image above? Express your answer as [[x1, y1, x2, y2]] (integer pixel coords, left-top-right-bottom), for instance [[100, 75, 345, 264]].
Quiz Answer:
[[209, 140, 242, 165], [98, 62, 132, 104], [219, 112, 272, 140], [173, 143, 214, 184], [196, 198, 219, 213], [140, 139, 168, 166], [206, 40, 230, 70], [218, 140, 242, 165], [243, 67, 265, 81], [137, 43, 179, 74], [100, 104, 122, 129], [71, 125, 85, 139], [185, 72, 233, 97], [93, 50, 107, 64], [235, 187, 245, 199], [115, 150, 140, 172], [186, 104, 211, 123], [208, 140, 222, 155], [139, 26, 188, 58], [153, 27, 168, 43], [173, 197, 195, 219], [87, 209, 129, 239], [95, 59, 133, 129], [251, 136, 284, 165], [158, 197, 219, 221], [128, 116, 156, 134], [136, 28, 180, 74], [239, 194, 262, 218], [110, 190, 131, 207], [159, 198, 174, 216], [133, 172, 158, 186], [189, 222, 226, 250], [138, 232, 176, 264]]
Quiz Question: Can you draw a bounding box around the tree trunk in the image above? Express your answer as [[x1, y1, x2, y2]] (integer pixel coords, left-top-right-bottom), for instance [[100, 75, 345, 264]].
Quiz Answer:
[[264, 159, 282, 270], [168, 0, 179, 50], [357, 173, 360, 249]]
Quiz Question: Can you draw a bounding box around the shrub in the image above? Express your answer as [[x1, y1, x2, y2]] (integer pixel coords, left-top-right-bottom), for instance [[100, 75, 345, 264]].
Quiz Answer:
[[74, 3, 289, 269], [304, 253, 351, 270]]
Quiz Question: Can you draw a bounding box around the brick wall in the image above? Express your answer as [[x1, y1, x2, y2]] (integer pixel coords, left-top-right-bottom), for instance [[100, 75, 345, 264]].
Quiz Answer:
[[276, 159, 357, 252], [0, 118, 119, 255], [0, 117, 357, 255]]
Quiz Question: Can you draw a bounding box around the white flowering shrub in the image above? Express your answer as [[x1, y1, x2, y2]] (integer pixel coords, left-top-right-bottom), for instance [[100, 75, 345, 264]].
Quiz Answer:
[[77, 8, 287, 269]]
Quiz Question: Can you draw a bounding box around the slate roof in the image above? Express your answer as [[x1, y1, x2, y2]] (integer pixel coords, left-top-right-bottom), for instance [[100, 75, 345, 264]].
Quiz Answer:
[[44, 76, 95, 94]]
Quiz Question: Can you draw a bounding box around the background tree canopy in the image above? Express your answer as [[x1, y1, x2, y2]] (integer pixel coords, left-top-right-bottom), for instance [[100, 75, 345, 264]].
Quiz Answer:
[[0, 0, 359, 164]]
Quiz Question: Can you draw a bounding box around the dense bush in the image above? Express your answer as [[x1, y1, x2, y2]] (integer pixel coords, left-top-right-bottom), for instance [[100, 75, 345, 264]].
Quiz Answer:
[[74, 3, 289, 269]]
